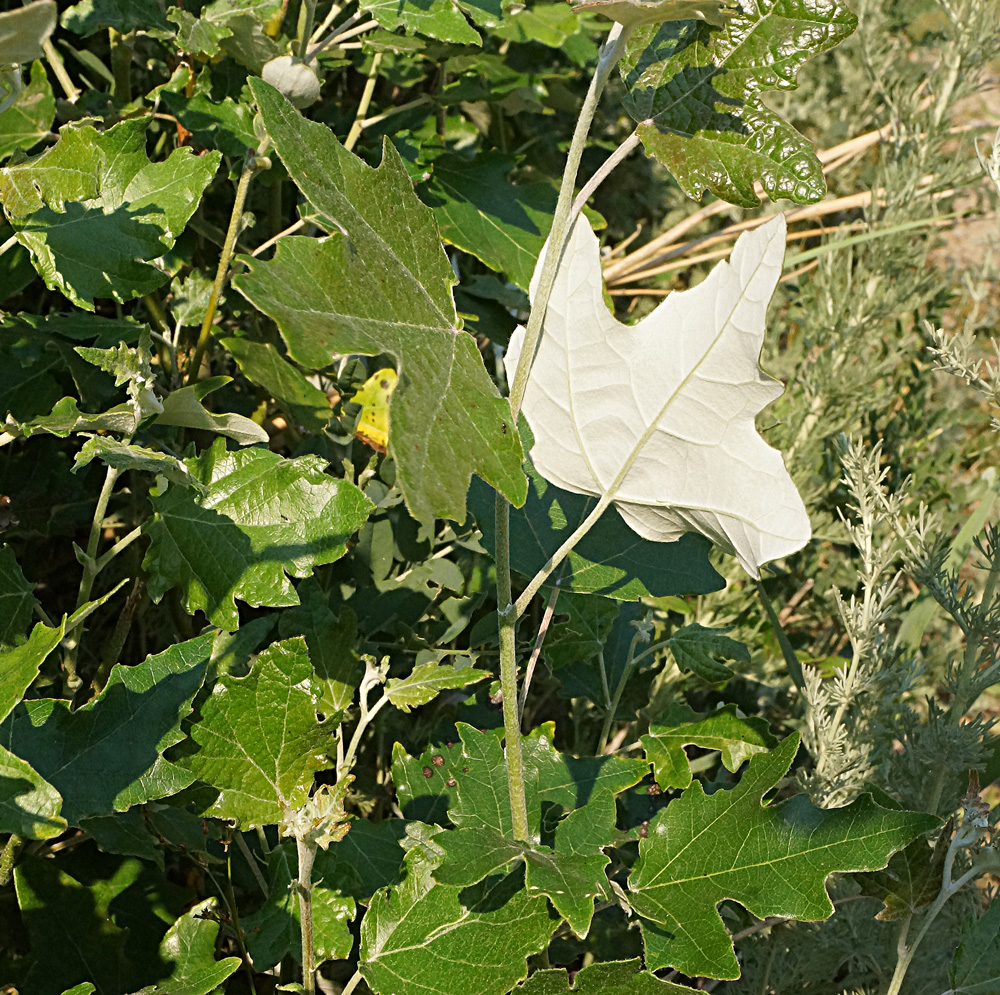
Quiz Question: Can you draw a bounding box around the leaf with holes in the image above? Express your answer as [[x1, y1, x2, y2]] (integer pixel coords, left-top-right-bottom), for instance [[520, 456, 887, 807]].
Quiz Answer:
[[620, 0, 857, 206]]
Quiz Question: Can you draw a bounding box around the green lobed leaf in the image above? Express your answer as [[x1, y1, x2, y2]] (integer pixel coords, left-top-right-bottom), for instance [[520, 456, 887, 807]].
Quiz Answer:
[[179, 637, 333, 827], [127, 898, 242, 995], [158, 77, 257, 158], [950, 899, 1000, 995], [514, 957, 701, 993], [61, 0, 172, 36], [222, 337, 333, 433], [0, 617, 63, 721], [360, 0, 483, 44], [0, 544, 37, 647], [664, 623, 750, 686], [2, 117, 220, 308], [0, 633, 213, 825], [234, 78, 526, 525], [324, 817, 409, 901], [143, 437, 372, 631], [642, 703, 777, 790], [360, 832, 554, 995], [856, 830, 951, 921], [449, 723, 648, 842], [6, 396, 138, 441], [243, 842, 356, 972], [278, 582, 361, 715], [0, 742, 65, 839], [0, 62, 55, 162], [543, 592, 620, 669], [419, 151, 557, 292], [13, 855, 130, 995], [467, 452, 724, 599], [385, 660, 489, 713], [620, 0, 858, 206], [74, 437, 207, 492], [627, 734, 939, 978], [391, 739, 464, 824], [433, 825, 608, 937]]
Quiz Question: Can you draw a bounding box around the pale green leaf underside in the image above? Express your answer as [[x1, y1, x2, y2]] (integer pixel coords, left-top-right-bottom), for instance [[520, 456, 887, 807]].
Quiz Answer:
[[507, 214, 810, 578]]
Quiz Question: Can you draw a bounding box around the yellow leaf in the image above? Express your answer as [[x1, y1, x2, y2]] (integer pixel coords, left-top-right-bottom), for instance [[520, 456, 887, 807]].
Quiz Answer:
[[350, 367, 397, 454]]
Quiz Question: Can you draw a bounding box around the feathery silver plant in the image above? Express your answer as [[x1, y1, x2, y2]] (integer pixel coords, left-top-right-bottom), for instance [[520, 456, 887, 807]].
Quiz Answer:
[[801, 438, 920, 808]]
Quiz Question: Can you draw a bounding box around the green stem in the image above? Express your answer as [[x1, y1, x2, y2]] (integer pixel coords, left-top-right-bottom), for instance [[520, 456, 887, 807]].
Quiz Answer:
[[299, 0, 318, 60], [0, 834, 24, 886], [755, 579, 805, 692], [42, 39, 78, 101], [493, 21, 630, 846], [296, 837, 317, 994], [341, 971, 364, 995], [65, 464, 122, 686], [108, 29, 133, 103], [235, 832, 269, 897], [598, 629, 644, 753], [344, 53, 383, 153], [506, 22, 630, 420], [187, 147, 267, 386], [495, 497, 529, 842], [514, 495, 611, 619]]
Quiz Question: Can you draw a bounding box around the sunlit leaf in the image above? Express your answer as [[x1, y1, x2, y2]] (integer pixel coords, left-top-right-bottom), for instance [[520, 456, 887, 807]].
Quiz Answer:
[[507, 214, 810, 578]]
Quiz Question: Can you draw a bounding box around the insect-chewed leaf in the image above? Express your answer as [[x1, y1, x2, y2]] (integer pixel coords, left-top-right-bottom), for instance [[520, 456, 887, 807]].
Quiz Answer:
[[507, 214, 810, 578], [350, 367, 398, 455]]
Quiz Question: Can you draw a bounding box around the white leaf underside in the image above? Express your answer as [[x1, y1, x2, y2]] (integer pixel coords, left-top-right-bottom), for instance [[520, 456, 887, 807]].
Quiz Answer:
[[506, 213, 810, 578]]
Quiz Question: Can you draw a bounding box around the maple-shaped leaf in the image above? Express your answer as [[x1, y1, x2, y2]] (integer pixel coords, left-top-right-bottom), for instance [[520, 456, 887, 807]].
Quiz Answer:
[[620, 0, 857, 206], [642, 703, 776, 790], [142, 437, 373, 631], [627, 734, 938, 978], [179, 637, 332, 828], [1, 633, 213, 825], [507, 214, 810, 579], [664, 623, 750, 685], [360, 829, 553, 995], [385, 660, 488, 713], [234, 78, 526, 525]]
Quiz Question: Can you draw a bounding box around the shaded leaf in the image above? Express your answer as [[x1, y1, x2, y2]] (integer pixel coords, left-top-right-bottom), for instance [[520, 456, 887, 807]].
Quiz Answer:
[[856, 829, 950, 921], [0, 2, 57, 64], [507, 214, 810, 578], [419, 151, 556, 291], [0, 544, 37, 647], [950, 900, 1000, 995], [234, 78, 526, 525], [360, 833, 553, 995], [13, 855, 129, 995], [514, 957, 700, 993], [0, 62, 55, 161], [620, 0, 858, 206], [154, 378, 270, 445], [385, 660, 488, 713], [324, 817, 409, 901], [222, 337, 332, 433], [180, 637, 332, 827], [127, 898, 242, 995], [665, 623, 750, 686], [571, 0, 735, 27], [1, 633, 213, 824], [143, 437, 372, 631], [627, 735, 938, 978], [243, 841, 356, 972], [543, 592, 620, 669], [61, 0, 172, 35], [642, 703, 776, 790]]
